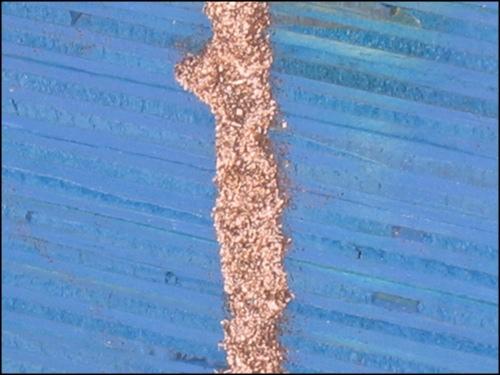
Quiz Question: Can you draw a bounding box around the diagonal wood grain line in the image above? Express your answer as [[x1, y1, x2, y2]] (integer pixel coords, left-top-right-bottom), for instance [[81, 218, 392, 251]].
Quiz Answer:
[[174, 2, 293, 373]]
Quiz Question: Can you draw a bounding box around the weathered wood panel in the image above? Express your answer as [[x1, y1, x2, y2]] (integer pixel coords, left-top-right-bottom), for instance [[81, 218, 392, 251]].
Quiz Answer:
[[2, 2, 498, 373]]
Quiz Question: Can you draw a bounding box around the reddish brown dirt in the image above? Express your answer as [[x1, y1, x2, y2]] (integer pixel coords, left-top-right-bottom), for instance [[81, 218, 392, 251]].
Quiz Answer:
[[175, 2, 292, 373]]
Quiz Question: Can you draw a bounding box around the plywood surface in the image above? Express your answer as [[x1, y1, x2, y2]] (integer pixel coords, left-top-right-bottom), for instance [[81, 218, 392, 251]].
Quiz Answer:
[[2, 2, 498, 373]]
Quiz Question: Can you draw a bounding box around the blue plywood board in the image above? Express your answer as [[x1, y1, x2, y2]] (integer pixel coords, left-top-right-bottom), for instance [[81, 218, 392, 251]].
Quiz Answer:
[[2, 2, 498, 373]]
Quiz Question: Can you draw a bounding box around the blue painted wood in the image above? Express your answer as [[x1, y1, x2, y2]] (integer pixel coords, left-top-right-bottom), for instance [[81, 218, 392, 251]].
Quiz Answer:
[[2, 2, 498, 373]]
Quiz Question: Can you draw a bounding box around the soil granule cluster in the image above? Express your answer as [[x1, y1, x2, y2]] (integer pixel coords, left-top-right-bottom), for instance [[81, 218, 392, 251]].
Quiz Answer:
[[175, 2, 292, 373]]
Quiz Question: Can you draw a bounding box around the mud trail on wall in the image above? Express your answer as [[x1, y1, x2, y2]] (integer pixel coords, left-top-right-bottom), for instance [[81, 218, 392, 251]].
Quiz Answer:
[[175, 2, 292, 373]]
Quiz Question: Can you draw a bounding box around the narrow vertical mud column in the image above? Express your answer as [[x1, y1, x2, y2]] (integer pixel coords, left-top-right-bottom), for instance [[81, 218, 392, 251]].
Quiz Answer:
[[175, 2, 292, 373]]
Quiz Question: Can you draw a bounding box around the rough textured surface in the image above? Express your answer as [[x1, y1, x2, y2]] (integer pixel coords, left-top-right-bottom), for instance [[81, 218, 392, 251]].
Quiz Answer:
[[175, 3, 291, 373], [2, 2, 498, 373]]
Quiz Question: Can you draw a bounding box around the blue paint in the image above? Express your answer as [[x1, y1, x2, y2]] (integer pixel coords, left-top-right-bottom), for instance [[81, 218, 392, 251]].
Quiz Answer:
[[2, 1, 498, 373]]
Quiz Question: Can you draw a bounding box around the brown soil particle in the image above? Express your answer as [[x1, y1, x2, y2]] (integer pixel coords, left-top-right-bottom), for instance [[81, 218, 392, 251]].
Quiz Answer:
[[175, 2, 292, 373]]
